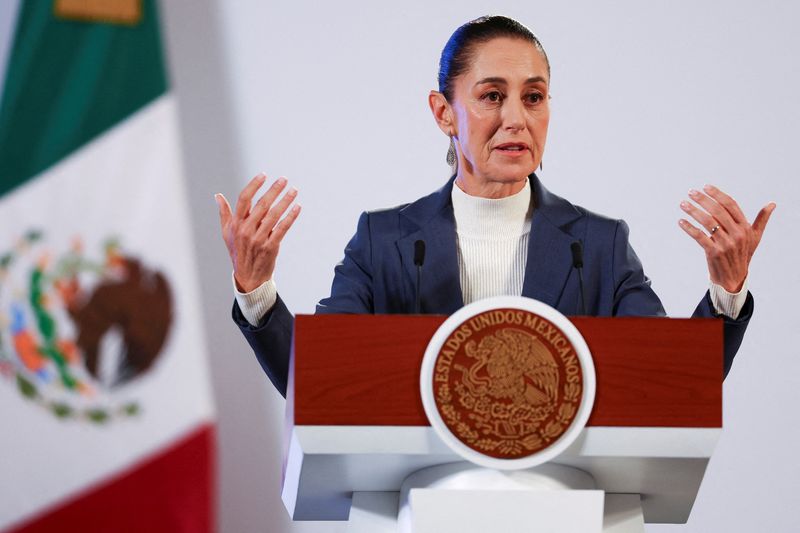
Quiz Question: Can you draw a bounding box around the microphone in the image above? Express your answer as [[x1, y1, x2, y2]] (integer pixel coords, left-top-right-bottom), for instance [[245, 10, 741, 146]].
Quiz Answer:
[[414, 240, 426, 314], [570, 241, 587, 315]]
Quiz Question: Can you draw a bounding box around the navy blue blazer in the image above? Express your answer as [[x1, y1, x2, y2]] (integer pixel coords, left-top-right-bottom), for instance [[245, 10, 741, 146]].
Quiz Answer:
[[234, 175, 752, 397]]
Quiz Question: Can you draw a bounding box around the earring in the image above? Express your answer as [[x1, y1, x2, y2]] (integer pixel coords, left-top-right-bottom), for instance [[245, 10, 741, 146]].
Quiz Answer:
[[446, 137, 456, 166]]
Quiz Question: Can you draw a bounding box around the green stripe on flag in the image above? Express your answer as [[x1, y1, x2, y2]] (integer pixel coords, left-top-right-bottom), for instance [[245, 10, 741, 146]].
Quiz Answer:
[[0, 0, 167, 196]]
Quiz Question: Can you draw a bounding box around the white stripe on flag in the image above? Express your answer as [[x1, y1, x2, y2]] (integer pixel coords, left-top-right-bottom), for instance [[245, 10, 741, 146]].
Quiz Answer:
[[0, 94, 214, 529]]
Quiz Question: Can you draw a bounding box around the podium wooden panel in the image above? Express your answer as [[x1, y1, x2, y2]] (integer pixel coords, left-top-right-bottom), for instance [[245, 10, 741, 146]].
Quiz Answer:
[[292, 315, 723, 427], [283, 315, 724, 523]]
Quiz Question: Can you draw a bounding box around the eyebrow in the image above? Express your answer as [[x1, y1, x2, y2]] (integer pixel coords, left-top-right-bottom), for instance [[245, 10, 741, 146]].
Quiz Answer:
[[474, 76, 547, 86]]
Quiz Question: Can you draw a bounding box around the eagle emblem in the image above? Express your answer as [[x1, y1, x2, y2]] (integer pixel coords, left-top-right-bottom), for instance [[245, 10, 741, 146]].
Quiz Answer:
[[0, 230, 173, 423], [432, 308, 584, 459]]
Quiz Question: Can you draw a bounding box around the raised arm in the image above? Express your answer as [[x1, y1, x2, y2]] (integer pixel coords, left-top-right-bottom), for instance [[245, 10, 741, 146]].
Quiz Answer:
[[216, 174, 301, 396], [678, 184, 776, 376]]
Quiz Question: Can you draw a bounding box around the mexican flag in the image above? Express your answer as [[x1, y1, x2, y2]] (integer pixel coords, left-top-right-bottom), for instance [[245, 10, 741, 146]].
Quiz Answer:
[[0, 1, 215, 531]]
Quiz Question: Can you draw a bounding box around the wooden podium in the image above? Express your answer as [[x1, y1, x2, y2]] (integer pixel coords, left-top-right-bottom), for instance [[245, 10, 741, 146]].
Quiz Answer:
[[282, 314, 723, 531]]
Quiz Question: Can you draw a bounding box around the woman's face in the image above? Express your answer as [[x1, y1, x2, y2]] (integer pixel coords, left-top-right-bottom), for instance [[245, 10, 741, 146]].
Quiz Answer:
[[446, 37, 550, 194]]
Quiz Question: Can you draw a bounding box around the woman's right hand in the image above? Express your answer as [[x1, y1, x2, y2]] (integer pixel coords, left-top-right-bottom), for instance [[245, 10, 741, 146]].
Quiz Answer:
[[215, 174, 301, 293]]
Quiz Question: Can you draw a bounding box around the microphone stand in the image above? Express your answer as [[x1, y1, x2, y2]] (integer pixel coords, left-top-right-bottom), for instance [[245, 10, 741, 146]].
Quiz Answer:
[[414, 240, 425, 314], [571, 241, 587, 315]]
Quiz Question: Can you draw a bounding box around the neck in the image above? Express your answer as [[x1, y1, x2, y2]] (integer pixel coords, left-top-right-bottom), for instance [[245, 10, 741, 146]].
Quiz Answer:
[[451, 177, 532, 238], [454, 172, 528, 199]]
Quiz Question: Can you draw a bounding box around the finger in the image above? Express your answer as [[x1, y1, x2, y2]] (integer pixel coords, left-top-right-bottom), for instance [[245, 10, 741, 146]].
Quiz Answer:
[[245, 177, 289, 230], [688, 188, 736, 231], [269, 204, 302, 243], [235, 173, 267, 219], [752, 202, 777, 236], [702, 184, 747, 224], [678, 219, 715, 252], [215, 193, 232, 230], [256, 187, 298, 237], [680, 200, 721, 234]]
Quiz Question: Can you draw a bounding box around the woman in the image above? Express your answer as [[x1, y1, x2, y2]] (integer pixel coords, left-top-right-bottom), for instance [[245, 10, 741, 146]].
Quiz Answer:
[[215, 16, 775, 397]]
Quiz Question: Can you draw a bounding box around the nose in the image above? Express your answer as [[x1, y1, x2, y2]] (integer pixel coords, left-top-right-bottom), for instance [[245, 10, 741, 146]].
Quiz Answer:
[[502, 97, 526, 132]]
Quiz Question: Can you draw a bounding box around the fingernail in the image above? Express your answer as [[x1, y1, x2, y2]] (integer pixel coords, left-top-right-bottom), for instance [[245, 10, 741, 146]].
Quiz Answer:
[[277, 177, 287, 185], [703, 184, 714, 192], [288, 187, 298, 196], [680, 201, 689, 209], [688, 189, 699, 197]]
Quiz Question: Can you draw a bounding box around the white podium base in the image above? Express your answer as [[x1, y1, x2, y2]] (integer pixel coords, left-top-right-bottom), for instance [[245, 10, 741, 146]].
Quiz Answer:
[[347, 492, 400, 533], [347, 492, 644, 533], [603, 494, 645, 533], [408, 489, 603, 533], [347, 463, 645, 533]]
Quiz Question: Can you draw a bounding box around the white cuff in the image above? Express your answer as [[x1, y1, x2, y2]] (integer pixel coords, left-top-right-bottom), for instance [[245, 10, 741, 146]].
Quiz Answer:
[[709, 276, 748, 320], [233, 272, 278, 327]]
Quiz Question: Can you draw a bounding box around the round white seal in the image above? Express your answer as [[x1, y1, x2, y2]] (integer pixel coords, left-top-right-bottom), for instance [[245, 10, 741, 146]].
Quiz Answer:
[[420, 296, 595, 470]]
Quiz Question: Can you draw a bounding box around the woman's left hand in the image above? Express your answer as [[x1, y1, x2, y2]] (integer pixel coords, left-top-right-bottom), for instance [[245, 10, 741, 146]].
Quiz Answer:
[[679, 184, 776, 293]]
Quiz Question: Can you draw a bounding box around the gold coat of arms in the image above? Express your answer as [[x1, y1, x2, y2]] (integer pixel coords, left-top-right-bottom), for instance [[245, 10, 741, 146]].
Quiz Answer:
[[422, 298, 594, 469]]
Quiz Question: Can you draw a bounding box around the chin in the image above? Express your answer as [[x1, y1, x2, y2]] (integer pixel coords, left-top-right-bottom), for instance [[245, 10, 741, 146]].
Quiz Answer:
[[490, 165, 535, 182]]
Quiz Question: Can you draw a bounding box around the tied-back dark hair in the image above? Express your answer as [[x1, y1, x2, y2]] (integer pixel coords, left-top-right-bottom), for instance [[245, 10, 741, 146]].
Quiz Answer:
[[438, 15, 550, 102]]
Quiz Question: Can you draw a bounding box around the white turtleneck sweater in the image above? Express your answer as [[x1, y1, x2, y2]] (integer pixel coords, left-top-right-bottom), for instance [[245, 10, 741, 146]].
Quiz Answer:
[[234, 179, 747, 325], [451, 178, 532, 304]]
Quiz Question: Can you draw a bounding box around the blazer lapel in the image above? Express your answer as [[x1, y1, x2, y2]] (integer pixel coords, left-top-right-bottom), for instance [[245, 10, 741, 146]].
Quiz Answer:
[[395, 175, 582, 314], [521, 175, 583, 308], [396, 179, 463, 315]]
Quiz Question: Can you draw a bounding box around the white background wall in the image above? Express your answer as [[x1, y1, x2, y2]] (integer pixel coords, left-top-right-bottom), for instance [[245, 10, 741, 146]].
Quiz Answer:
[[163, 1, 799, 532]]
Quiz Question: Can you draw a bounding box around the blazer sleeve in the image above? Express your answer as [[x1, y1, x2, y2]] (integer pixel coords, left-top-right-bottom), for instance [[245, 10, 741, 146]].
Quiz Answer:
[[231, 211, 375, 397], [232, 295, 294, 397], [611, 219, 752, 378], [692, 289, 753, 378]]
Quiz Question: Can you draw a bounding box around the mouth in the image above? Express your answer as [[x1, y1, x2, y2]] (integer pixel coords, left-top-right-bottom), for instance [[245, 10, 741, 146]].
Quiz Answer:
[[494, 142, 530, 156]]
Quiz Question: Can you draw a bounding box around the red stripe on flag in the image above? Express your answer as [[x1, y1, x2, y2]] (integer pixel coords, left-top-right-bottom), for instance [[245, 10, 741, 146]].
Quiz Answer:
[[5, 424, 216, 533]]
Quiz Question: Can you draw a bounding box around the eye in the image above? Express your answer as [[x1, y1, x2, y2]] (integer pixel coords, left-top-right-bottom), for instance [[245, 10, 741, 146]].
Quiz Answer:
[[481, 90, 504, 103], [525, 92, 545, 105]]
